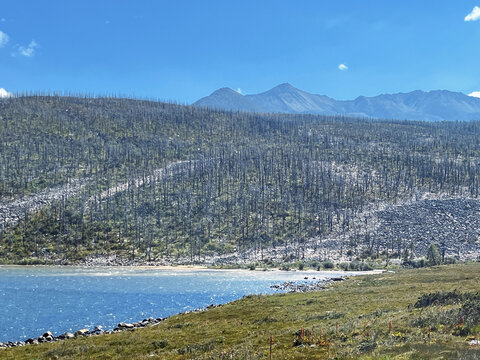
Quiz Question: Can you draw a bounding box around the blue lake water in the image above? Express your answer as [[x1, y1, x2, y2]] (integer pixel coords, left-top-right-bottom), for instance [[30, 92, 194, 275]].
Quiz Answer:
[[0, 266, 356, 342]]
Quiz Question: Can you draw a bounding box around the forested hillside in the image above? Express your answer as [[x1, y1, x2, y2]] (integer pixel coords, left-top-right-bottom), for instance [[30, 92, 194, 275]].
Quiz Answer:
[[1, 95, 480, 264]]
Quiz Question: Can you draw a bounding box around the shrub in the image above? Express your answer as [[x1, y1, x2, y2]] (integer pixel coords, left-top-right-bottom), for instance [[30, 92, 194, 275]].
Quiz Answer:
[[412, 291, 480, 335], [357, 339, 377, 352], [322, 261, 334, 269], [150, 339, 169, 349], [459, 299, 480, 332], [341, 260, 373, 271], [414, 290, 480, 308], [402, 259, 426, 268], [444, 257, 457, 265]]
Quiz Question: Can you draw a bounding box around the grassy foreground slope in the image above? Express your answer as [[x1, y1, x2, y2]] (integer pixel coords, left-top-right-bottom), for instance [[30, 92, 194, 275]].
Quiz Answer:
[[4, 263, 480, 359]]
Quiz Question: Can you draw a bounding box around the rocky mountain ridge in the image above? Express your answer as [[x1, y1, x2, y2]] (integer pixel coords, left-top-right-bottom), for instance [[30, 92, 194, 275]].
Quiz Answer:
[[194, 83, 480, 121]]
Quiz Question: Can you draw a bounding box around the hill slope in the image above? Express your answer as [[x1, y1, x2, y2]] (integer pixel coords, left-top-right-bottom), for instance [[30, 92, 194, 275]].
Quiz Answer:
[[1, 95, 480, 265], [194, 83, 480, 121]]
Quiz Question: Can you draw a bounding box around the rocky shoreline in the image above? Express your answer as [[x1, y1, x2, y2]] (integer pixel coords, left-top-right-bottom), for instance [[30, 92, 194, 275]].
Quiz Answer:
[[0, 317, 165, 349], [0, 303, 225, 350], [0, 276, 345, 349]]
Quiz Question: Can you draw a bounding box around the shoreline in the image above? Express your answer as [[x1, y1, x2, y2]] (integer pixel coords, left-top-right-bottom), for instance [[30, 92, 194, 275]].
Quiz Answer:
[[0, 269, 378, 348], [0, 263, 384, 276]]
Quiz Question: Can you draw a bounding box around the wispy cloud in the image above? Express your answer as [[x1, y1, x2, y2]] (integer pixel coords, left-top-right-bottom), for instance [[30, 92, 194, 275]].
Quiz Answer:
[[338, 63, 348, 71], [469, 91, 480, 98], [0, 30, 9, 47], [465, 6, 480, 22], [15, 40, 39, 57], [0, 88, 12, 98], [236, 88, 243, 94]]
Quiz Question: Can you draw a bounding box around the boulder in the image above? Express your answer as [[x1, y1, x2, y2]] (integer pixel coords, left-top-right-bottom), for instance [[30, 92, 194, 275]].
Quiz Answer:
[[74, 329, 89, 337], [58, 332, 74, 340], [92, 326, 104, 334], [117, 322, 134, 329]]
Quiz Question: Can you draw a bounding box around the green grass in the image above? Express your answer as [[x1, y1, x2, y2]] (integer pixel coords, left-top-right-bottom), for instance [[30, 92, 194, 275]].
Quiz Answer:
[[4, 263, 480, 359]]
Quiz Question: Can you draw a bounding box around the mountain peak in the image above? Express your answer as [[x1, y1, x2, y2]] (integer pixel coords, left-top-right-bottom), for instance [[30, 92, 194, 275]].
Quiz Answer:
[[276, 82, 296, 89], [268, 83, 299, 93], [194, 87, 259, 112], [211, 87, 242, 96]]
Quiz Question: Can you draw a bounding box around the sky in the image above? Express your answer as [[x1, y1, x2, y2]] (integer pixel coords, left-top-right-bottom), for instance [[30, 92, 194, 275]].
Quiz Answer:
[[1, 1, 480, 103]]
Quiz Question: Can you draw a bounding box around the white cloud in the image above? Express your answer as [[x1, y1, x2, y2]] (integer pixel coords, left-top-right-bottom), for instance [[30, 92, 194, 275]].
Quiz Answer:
[[17, 40, 39, 57], [465, 6, 480, 21], [469, 91, 480, 98], [338, 63, 348, 71], [0, 88, 12, 98], [0, 30, 9, 47], [236, 88, 243, 94]]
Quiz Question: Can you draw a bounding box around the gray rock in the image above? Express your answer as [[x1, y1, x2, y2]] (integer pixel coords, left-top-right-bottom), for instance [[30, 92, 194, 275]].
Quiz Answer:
[[92, 326, 104, 334], [58, 332, 74, 340], [74, 329, 89, 337], [117, 322, 134, 329]]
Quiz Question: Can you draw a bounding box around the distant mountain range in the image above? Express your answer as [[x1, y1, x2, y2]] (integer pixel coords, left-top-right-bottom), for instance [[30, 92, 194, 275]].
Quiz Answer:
[[193, 83, 480, 121]]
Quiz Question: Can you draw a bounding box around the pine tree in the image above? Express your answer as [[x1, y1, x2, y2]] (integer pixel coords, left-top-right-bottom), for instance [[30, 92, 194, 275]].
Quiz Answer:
[[426, 243, 441, 266]]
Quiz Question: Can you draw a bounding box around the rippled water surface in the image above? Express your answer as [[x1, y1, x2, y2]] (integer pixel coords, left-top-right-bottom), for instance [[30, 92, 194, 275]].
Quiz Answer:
[[0, 266, 354, 341]]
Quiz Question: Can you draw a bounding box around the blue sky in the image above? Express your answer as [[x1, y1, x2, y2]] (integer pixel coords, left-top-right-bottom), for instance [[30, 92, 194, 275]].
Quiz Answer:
[[1, 1, 480, 102]]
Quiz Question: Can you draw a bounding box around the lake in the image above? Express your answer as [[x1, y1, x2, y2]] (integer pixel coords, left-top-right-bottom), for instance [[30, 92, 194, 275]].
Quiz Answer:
[[0, 266, 357, 342]]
